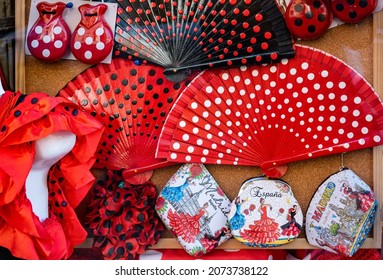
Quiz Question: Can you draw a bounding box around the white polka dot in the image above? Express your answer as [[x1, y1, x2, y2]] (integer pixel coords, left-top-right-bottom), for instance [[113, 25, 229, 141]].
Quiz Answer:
[[85, 51, 92, 59], [182, 134, 189, 141], [344, 143, 350, 149], [352, 121, 359, 128], [170, 153, 177, 159], [354, 97, 362, 104], [85, 37, 93, 45], [78, 27, 85, 36], [222, 73, 229, 80], [341, 95, 348, 101], [366, 114, 373, 122], [35, 26, 43, 34], [42, 49, 50, 57], [342, 106, 348, 113], [279, 73, 286, 79], [318, 94, 324, 100], [192, 127, 199, 134], [281, 58, 288, 65], [206, 86, 213, 93], [290, 68, 297, 75], [361, 127, 369, 134], [215, 98, 222, 105], [374, 136, 381, 142], [340, 117, 346, 124], [207, 133, 212, 139], [53, 26, 62, 34], [330, 116, 336, 122], [326, 82, 333, 89], [96, 27, 104, 36], [314, 83, 320, 90], [54, 40, 63, 48], [329, 105, 336, 111], [191, 102, 198, 109], [359, 139, 366, 145], [43, 35, 51, 43], [212, 143, 217, 149], [204, 100, 211, 108], [333, 138, 339, 144], [203, 149, 209, 155], [31, 40, 39, 48], [179, 121, 186, 127], [328, 93, 335, 99], [301, 62, 309, 70], [217, 86, 224, 94], [197, 139, 203, 145], [347, 132, 354, 139], [296, 77, 303, 83], [96, 42, 105, 50], [173, 142, 180, 150], [339, 81, 346, 89], [234, 75, 240, 82], [252, 70, 259, 77], [216, 159, 221, 164], [185, 155, 191, 161], [321, 70, 329, 77], [192, 116, 199, 123], [205, 124, 211, 130], [240, 66, 247, 71], [229, 86, 235, 93], [225, 109, 231, 115], [218, 153, 224, 158], [187, 146, 194, 153], [302, 87, 308, 94], [353, 110, 360, 117], [262, 74, 269, 81], [74, 41, 82, 50]]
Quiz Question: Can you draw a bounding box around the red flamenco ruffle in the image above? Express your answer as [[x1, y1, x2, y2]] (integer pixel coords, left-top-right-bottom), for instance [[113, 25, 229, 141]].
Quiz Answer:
[[85, 170, 164, 260]]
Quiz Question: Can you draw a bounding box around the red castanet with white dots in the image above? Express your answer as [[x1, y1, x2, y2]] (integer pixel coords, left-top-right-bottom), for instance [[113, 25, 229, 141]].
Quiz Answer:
[[70, 3, 114, 64], [27, 1, 71, 62], [330, 0, 377, 23], [284, 0, 333, 40]]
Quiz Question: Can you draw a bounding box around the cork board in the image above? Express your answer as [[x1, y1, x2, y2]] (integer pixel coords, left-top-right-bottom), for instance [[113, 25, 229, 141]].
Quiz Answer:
[[16, 0, 383, 250]]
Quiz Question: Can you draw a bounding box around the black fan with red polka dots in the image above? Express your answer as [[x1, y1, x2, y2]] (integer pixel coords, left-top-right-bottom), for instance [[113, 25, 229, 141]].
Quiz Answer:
[[156, 45, 383, 178], [58, 58, 195, 183], [112, 0, 295, 81]]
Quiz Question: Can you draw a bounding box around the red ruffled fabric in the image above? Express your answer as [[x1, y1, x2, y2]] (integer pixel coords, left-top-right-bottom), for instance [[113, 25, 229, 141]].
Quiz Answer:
[[85, 170, 164, 260], [0, 91, 104, 260]]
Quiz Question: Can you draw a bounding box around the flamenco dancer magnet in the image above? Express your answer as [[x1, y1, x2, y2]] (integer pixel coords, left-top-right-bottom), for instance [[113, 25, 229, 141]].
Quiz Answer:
[[228, 177, 303, 247], [156, 164, 231, 257]]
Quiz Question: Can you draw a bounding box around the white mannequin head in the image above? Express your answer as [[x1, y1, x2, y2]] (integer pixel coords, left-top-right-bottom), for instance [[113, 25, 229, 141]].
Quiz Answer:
[[26, 130, 76, 222]]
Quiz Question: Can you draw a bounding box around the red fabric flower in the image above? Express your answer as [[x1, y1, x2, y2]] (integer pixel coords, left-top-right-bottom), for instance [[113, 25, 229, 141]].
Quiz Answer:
[[86, 170, 164, 260]]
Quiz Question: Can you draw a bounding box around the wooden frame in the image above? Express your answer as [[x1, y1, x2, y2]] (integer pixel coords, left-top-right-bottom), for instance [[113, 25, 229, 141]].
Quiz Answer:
[[14, 0, 383, 251]]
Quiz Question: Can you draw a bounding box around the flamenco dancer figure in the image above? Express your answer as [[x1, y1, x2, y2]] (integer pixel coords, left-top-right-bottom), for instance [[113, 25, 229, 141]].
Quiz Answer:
[[167, 202, 209, 243], [229, 196, 246, 230], [239, 198, 281, 245], [0, 90, 103, 259], [280, 205, 302, 239], [342, 183, 375, 213]]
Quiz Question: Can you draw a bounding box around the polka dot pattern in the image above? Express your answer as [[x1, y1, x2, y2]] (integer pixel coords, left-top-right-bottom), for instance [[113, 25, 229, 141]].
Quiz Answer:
[[70, 4, 114, 64], [157, 45, 383, 176], [58, 58, 196, 178], [26, 2, 70, 61], [113, 0, 295, 73]]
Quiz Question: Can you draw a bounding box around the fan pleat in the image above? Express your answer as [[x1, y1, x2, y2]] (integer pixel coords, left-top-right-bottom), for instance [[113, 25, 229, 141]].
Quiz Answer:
[[113, 0, 295, 73], [156, 44, 383, 177], [59, 58, 195, 178]]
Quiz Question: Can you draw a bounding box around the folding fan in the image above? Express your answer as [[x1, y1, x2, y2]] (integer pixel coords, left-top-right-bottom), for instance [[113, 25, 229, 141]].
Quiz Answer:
[[156, 44, 383, 178], [58, 58, 195, 183], [111, 0, 295, 81]]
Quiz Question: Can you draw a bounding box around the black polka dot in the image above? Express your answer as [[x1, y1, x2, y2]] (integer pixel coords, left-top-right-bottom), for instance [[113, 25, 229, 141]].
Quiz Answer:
[[130, 69, 137, 76], [294, 4, 303, 12], [115, 224, 123, 233], [147, 85, 153, 90], [153, 93, 159, 99], [305, 11, 313, 19], [111, 73, 118, 80], [360, 0, 368, 8], [103, 220, 112, 228], [157, 102, 163, 108], [105, 210, 114, 216], [31, 97, 39, 104], [124, 94, 130, 100], [156, 78, 164, 85], [81, 99, 88, 106], [349, 11, 357, 18], [294, 18, 303, 26], [116, 247, 125, 256], [149, 69, 156, 76], [167, 97, 174, 103], [336, 4, 344, 11], [107, 247, 115, 256], [72, 109, 78, 116], [138, 92, 144, 98], [347, 0, 355, 4], [132, 100, 137, 105], [84, 87, 91, 93], [308, 25, 316, 33], [313, 0, 321, 8], [318, 14, 326, 22], [61, 201, 67, 207], [121, 79, 128, 86], [114, 88, 121, 94], [138, 77, 145, 84], [14, 110, 21, 117], [173, 83, 181, 90], [96, 88, 103, 95], [126, 242, 133, 251]]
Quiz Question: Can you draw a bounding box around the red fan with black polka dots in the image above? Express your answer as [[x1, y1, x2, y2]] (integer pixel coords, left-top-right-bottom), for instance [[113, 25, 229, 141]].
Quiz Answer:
[[156, 45, 383, 178], [58, 58, 195, 183], [113, 0, 295, 81]]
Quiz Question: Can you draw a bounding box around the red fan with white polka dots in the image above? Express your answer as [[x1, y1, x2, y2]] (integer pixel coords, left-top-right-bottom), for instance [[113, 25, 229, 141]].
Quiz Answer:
[[58, 58, 195, 183], [113, 0, 295, 81], [156, 45, 383, 178]]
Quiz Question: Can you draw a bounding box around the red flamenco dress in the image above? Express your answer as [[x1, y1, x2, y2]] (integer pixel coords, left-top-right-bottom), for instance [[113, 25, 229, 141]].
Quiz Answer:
[[280, 208, 302, 237], [167, 208, 205, 243], [0, 91, 104, 260], [240, 205, 281, 244]]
